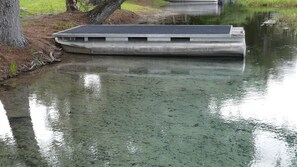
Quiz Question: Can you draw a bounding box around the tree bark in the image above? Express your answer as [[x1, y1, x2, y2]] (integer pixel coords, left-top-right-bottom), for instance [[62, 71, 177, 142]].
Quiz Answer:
[[87, 0, 125, 24], [66, 0, 78, 12], [88, 0, 101, 5], [0, 0, 26, 47]]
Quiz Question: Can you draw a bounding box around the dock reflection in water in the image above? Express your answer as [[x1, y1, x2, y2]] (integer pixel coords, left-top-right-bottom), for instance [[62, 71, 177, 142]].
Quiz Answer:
[[163, 2, 221, 16], [57, 57, 245, 77], [0, 56, 297, 166]]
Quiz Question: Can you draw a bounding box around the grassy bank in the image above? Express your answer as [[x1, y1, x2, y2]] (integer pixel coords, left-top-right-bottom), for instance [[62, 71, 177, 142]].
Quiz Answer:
[[119, 0, 169, 13], [276, 9, 297, 29], [121, 3, 159, 12], [237, 0, 297, 7], [20, 0, 168, 16], [20, 0, 65, 15], [126, 0, 169, 7], [233, 0, 297, 29]]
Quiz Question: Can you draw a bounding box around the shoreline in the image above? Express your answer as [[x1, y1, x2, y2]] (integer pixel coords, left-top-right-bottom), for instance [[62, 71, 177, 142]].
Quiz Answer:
[[0, 8, 176, 82]]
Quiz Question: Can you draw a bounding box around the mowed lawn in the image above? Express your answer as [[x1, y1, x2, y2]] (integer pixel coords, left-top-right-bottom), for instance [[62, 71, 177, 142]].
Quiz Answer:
[[20, 0, 66, 15], [20, 0, 166, 16]]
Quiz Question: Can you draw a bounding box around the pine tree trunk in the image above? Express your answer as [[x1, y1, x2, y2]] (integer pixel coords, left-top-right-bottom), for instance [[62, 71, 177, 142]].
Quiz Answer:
[[87, 0, 125, 24], [0, 0, 26, 47], [66, 0, 77, 12]]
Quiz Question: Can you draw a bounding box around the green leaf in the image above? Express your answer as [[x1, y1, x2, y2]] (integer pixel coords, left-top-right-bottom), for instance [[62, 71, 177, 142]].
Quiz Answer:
[[9, 63, 18, 75]]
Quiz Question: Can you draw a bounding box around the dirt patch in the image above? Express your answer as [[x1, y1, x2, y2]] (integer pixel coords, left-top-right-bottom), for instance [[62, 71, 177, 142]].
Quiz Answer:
[[0, 12, 89, 80], [104, 10, 141, 24], [136, 10, 176, 24]]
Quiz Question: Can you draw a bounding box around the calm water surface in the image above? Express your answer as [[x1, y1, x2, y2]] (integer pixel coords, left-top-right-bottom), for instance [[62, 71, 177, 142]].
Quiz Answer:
[[1, 4, 297, 167]]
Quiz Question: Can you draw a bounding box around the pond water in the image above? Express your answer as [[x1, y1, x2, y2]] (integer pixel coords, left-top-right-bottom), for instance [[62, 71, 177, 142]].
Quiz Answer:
[[162, 2, 222, 16], [1, 3, 297, 167]]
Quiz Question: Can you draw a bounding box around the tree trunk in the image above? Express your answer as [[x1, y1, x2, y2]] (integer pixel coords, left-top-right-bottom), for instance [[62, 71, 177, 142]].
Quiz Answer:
[[87, 0, 125, 24], [88, 0, 101, 5], [0, 0, 26, 47], [66, 0, 77, 12]]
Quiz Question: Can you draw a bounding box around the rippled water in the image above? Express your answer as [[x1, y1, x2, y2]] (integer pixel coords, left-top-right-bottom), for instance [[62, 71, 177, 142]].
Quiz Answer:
[[1, 4, 297, 167]]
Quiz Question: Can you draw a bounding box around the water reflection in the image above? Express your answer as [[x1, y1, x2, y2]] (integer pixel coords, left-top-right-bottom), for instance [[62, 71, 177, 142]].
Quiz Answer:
[[0, 53, 297, 165], [0, 101, 15, 145], [0, 86, 48, 166], [29, 94, 67, 166], [218, 59, 297, 131], [82, 74, 102, 97], [31, 57, 252, 166], [58, 57, 245, 77], [250, 129, 296, 167], [1, 8, 297, 166], [163, 2, 221, 16], [162, 2, 222, 24]]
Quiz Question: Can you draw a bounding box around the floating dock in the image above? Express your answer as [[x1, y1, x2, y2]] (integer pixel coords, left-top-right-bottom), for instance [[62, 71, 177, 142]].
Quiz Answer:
[[53, 25, 246, 57]]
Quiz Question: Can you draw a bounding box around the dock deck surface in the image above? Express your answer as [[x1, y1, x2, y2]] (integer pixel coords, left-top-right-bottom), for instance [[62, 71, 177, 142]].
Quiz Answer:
[[56, 25, 232, 35]]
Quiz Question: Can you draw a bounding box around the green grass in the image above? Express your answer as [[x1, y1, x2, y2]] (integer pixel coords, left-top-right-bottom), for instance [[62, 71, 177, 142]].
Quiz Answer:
[[20, 0, 65, 15], [236, 7, 297, 29], [237, 0, 297, 7], [121, 0, 168, 12], [121, 3, 148, 11], [241, 7, 297, 30], [126, 0, 169, 7], [20, 0, 168, 15], [9, 63, 18, 75], [121, 3, 159, 12], [275, 9, 297, 29]]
